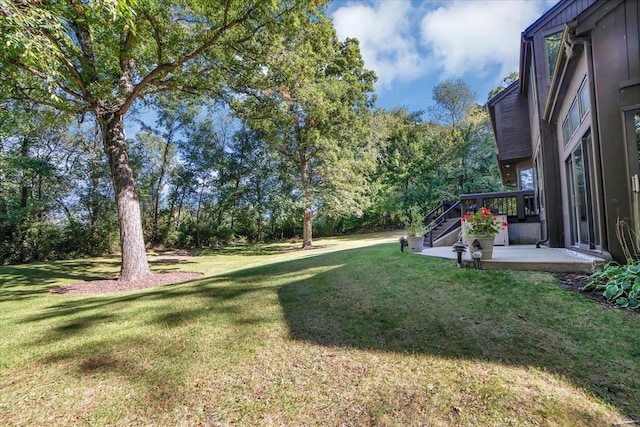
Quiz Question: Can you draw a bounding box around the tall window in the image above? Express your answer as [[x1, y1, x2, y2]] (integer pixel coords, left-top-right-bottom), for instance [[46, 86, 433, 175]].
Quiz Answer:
[[535, 148, 544, 212], [545, 31, 563, 81], [519, 168, 534, 190], [578, 82, 590, 118], [566, 133, 598, 249], [627, 110, 640, 241], [562, 79, 589, 146]]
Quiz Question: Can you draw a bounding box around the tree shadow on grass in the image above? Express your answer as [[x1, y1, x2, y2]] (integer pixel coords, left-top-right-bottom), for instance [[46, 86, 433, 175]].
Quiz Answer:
[[0, 260, 122, 302], [8, 243, 640, 420], [275, 245, 640, 419], [0, 256, 199, 302]]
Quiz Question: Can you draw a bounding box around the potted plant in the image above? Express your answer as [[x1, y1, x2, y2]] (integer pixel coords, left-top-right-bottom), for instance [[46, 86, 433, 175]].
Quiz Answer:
[[403, 206, 426, 253], [461, 207, 508, 259]]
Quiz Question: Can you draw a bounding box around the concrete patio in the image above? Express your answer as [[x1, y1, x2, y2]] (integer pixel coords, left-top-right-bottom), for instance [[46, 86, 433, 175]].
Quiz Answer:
[[416, 244, 608, 273]]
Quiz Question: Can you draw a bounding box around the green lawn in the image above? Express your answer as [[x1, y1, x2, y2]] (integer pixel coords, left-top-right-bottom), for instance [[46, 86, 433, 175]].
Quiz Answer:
[[1, 232, 638, 426]]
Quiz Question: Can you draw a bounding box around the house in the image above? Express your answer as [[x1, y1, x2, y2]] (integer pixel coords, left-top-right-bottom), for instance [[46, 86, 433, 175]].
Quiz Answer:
[[488, 0, 640, 263]]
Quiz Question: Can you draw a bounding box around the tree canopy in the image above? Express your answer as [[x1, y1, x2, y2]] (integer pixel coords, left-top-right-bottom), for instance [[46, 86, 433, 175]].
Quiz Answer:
[[0, 0, 321, 279], [230, 14, 376, 247], [0, 1, 507, 265]]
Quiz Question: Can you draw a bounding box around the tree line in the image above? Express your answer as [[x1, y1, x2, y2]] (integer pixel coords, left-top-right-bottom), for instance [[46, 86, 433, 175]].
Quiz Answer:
[[0, 1, 506, 275]]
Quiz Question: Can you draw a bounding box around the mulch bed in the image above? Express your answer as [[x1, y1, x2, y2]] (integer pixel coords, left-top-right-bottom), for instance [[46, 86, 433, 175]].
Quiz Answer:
[[554, 272, 638, 314], [51, 271, 203, 295], [279, 244, 328, 253]]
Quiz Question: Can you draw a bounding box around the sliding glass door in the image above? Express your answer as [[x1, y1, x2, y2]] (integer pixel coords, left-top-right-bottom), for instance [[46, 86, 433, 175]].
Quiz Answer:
[[566, 134, 598, 249], [627, 110, 640, 238]]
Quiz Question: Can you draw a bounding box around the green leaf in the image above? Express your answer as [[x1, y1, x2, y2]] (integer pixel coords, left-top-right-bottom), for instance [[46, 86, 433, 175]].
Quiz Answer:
[[616, 297, 629, 307], [627, 264, 640, 274], [628, 299, 640, 309], [619, 279, 631, 291], [580, 281, 597, 291], [604, 284, 623, 301]]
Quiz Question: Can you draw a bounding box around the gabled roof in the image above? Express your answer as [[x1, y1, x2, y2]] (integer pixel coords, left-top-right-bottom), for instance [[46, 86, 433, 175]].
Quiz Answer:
[[543, 0, 620, 121], [522, 0, 573, 37], [518, 0, 597, 96]]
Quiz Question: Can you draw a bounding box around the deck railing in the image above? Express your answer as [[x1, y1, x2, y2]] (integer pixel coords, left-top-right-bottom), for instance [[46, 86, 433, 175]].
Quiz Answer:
[[459, 190, 537, 221]]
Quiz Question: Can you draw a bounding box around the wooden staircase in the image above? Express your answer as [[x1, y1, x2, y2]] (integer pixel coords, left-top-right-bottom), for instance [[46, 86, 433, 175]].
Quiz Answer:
[[422, 200, 462, 247], [424, 217, 460, 247]]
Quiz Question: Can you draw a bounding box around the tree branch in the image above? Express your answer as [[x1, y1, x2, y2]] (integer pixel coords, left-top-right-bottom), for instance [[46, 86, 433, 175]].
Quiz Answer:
[[37, 28, 93, 102], [141, 10, 163, 66], [66, 0, 98, 85], [5, 58, 88, 106], [119, 1, 256, 114]]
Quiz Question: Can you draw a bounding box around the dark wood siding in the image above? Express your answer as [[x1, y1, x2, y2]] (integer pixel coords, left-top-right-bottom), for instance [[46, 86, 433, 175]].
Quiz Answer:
[[579, 0, 640, 260], [625, 0, 640, 78], [493, 88, 531, 161], [547, 0, 592, 27], [524, 0, 596, 35]]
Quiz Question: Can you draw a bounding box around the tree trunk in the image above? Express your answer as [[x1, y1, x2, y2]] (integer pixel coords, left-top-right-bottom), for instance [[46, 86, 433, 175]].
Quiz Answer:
[[151, 135, 172, 245], [299, 154, 313, 248], [98, 109, 151, 281], [302, 204, 313, 248], [255, 178, 263, 242], [0, 138, 7, 247], [18, 136, 30, 263], [195, 180, 206, 248]]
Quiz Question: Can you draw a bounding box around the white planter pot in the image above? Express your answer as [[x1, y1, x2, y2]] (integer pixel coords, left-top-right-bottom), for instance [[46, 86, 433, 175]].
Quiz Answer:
[[407, 236, 425, 253]]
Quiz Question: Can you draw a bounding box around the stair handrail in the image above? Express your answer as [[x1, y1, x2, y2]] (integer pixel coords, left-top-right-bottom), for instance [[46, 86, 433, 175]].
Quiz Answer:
[[424, 200, 461, 225], [423, 200, 454, 222], [424, 201, 462, 247]]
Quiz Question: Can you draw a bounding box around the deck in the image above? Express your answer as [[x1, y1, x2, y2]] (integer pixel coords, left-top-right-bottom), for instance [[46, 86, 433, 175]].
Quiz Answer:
[[416, 244, 607, 273]]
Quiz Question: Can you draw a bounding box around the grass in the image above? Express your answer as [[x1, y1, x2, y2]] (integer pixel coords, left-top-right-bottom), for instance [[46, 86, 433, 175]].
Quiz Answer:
[[1, 231, 639, 426]]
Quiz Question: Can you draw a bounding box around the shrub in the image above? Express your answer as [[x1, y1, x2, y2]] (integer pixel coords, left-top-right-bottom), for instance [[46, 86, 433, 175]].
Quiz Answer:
[[582, 261, 640, 309]]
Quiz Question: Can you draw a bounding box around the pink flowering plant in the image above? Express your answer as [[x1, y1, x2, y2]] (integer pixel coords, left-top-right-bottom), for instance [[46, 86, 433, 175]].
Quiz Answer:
[[462, 207, 508, 237]]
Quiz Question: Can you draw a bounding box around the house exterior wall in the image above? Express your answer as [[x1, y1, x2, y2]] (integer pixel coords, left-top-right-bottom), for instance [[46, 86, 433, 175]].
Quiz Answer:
[[554, 55, 591, 249], [575, 0, 640, 261], [490, 0, 640, 261]]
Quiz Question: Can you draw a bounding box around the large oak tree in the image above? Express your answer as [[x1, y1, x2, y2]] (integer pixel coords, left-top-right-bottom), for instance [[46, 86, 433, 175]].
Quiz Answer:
[[0, 0, 315, 280]]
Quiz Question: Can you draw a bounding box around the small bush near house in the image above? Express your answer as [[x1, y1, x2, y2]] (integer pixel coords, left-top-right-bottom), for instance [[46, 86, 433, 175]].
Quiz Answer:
[[582, 261, 640, 309]]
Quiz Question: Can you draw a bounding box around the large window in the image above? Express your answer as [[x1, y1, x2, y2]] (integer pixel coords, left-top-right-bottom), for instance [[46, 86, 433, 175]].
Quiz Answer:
[[545, 31, 563, 81], [578, 82, 590, 118], [562, 79, 589, 146], [535, 148, 544, 212], [519, 168, 534, 190]]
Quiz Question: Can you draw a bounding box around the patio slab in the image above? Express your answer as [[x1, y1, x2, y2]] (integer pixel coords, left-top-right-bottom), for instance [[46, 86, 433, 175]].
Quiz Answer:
[[416, 244, 607, 273]]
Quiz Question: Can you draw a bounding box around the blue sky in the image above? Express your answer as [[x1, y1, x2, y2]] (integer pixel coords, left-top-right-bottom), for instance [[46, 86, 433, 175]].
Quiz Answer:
[[328, 0, 557, 116]]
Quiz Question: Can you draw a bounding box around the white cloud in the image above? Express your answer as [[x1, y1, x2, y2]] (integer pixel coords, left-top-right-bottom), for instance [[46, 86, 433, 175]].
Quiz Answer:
[[331, 2, 429, 89], [420, 0, 554, 80], [331, 0, 557, 100]]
